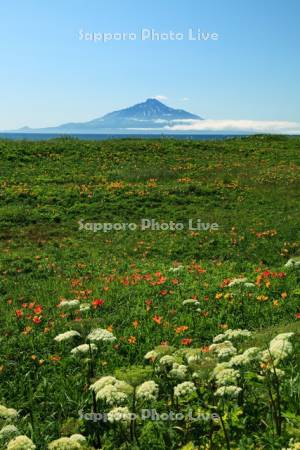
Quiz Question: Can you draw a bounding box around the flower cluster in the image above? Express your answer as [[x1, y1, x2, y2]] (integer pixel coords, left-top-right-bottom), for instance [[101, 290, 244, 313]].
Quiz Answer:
[[90, 376, 132, 405], [209, 341, 237, 359], [48, 434, 86, 449], [261, 333, 294, 364], [107, 406, 132, 423], [213, 328, 252, 343], [54, 330, 81, 342], [174, 381, 196, 398], [136, 381, 159, 401], [7, 435, 36, 450], [71, 343, 97, 355], [0, 405, 18, 420], [87, 328, 116, 343]]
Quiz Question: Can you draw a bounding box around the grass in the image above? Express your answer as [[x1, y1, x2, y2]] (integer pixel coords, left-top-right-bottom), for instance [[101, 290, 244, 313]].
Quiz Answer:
[[0, 135, 299, 449]]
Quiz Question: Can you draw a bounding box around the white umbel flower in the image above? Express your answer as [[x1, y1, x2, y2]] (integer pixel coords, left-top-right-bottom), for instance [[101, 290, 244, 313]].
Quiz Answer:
[[209, 341, 237, 359], [229, 347, 260, 367], [136, 381, 159, 401], [144, 350, 159, 361], [0, 424, 19, 437], [7, 436, 36, 450], [71, 343, 97, 355], [69, 434, 86, 443], [174, 381, 196, 398], [227, 277, 248, 287], [107, 406, 132, 423], [87, 328, 116, 343], [159, 355, 176, 367], [90, 376, 132, 406], [0, 405, 18, 419], [54, 330, 81, 342], [213, 364, 240, 386], [48, 437, 82, 449], [182, 299, 200, 306], [213, 329, 252, 343], [58, 300, 80, 309], [169, 363, 188, 380], [215, 385, 242, 398]]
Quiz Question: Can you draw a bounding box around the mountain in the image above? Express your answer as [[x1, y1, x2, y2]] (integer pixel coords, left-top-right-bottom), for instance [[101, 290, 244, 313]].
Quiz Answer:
[[15, 99, 203, 133]]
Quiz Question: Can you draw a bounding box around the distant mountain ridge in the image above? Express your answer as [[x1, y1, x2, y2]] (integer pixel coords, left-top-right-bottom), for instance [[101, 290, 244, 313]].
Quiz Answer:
[[14, 98, 203, 133]]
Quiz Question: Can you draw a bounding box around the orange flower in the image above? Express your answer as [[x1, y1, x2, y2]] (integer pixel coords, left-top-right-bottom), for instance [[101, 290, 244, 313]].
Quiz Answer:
[[15, 309, 23, 318], [181, 338, 193, 346], [175, 325, 189, 334], [107, 325, 113, 332], [215, 293, 223, 300], [128, 336, 137, 345], [201, 345, 210, 353], [281, 292, 287, 299], [153, 315, 163, 325], [31, 355, 37, 361], [49, 355, 61, 362], [132, 320, 139, 329]]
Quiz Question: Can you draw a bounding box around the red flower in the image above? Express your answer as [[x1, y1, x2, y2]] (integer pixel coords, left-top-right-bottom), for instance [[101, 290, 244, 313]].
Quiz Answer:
[[15, 309, 23, 317], [181, 338, 193, 346], [295, 313, 300, 319], [92, 299, 105, 308], [34, 305, 43, 315], [32, 316, 41, 324]]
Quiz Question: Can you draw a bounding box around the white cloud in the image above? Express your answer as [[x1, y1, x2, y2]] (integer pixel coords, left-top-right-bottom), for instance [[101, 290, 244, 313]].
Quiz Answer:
[[165, 119, 300, 134], [153, 95, 168, 101]]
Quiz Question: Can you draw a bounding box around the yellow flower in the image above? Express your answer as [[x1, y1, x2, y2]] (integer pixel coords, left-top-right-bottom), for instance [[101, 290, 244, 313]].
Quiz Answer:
[[215, 293, 223, 300]]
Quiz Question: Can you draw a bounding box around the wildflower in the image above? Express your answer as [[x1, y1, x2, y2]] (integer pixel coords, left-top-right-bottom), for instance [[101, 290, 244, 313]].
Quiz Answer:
[[32, 316, 41, 324], [144, 350, 158, 362], [92, 298, 105, 308], [281, 292, 288, 299], [58, 300, 80, 309], [209, 341, 237, 359], [169, 363, 188, 380], [54, 330, 81, 342], [33, 305, 42, 314], [174, 381, 196, 398], [79, 303, 90, 312], [229, 347, 260, 367], [136, 381, 159, 401], [87, 328, 116, 343], [169, 266, 184, 272], [69, 435, 86, 443], [227, 277, 248, 287], [181, 338, 193, 346], [213, 366, 240, 387], [0, 405, 18, 419], [132, 320, 139, 329], [107, 406, 132, 423], [48, 437, 82, 449], [71, 343, 97, 355], [261, 333, 294, 363], [175, 325, 189, 334], [182, 299, 199, 306], [0, 424, 19, 437], [212, 329, 251, 343], [90, 376, 132, 405], [159, 355, 176, 367], [7, 436, 36, 450], [15, 310, 23, 318], [128, 336, 137, 345], [295, 313, 300, 319], [153, 315, 163, 325], [215, 385, 242, 398]]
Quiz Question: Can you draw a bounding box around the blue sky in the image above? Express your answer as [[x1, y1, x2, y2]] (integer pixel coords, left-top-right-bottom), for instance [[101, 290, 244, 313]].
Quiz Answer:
[[0, 0, 300, 130]]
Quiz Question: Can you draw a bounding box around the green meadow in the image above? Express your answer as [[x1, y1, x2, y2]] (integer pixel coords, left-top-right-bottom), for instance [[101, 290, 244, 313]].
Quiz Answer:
[[0, 135, 299, 449]]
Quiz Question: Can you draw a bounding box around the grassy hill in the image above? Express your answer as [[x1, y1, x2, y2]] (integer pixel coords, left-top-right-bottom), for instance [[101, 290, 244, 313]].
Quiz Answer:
[[0, 135, 299, 449]]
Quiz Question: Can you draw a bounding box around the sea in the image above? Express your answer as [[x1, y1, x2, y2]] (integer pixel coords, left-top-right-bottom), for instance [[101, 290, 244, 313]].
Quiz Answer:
[[0, 133, 248, 141]]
